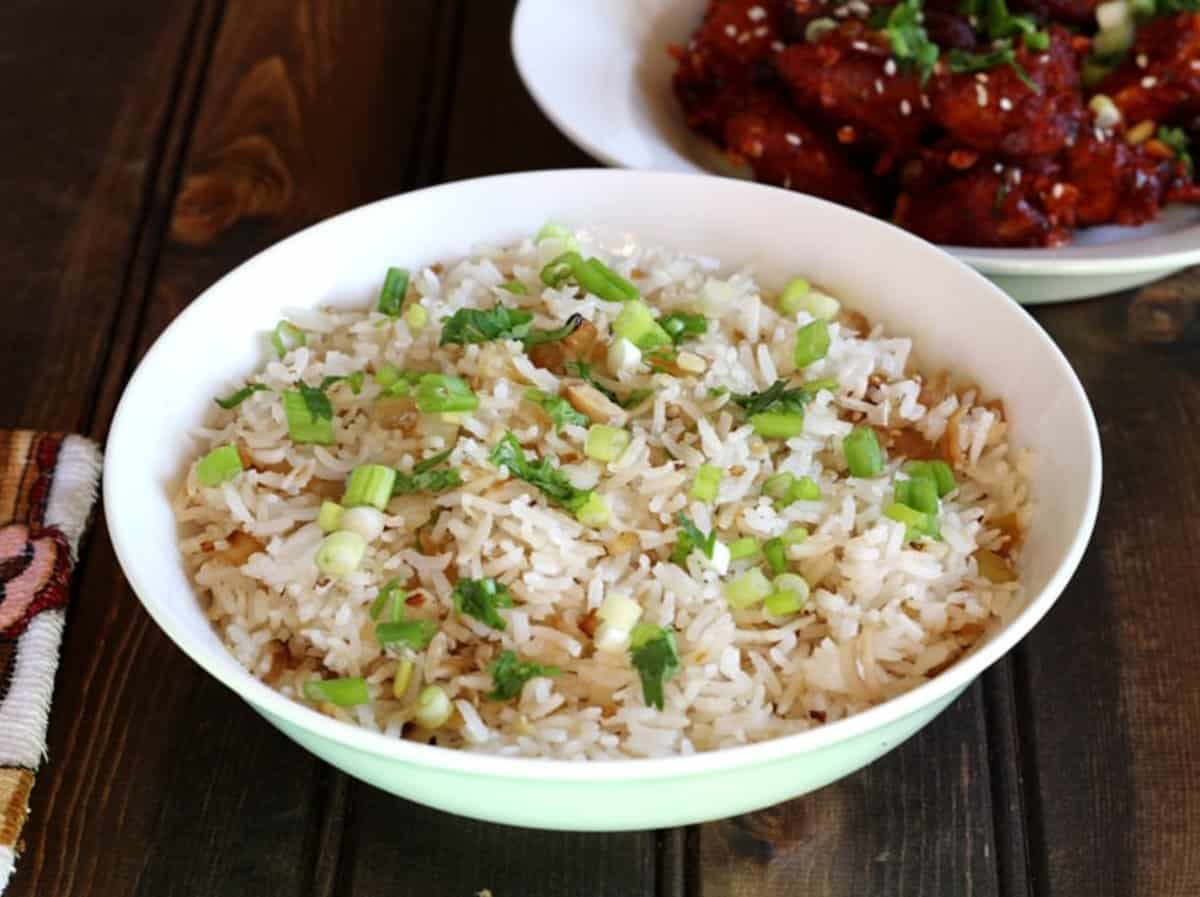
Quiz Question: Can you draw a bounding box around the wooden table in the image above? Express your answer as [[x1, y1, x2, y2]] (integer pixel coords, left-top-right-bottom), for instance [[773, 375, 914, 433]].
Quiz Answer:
[[5, 2, 1197, 894]]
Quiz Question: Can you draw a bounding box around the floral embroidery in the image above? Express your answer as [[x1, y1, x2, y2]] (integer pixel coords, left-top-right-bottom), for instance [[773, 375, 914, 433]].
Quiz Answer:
[[0, 523, 70, 638]]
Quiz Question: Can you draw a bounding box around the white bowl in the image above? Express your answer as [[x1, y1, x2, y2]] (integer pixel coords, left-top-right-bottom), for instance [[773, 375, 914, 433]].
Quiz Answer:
[[105, 170, 1101, 830], [511, 0, 1200, 304]]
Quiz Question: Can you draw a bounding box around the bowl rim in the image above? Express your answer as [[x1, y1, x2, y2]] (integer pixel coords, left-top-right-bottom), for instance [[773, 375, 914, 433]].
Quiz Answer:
[[105, 168, 1103, 782], [509, 0, 1200, 278]]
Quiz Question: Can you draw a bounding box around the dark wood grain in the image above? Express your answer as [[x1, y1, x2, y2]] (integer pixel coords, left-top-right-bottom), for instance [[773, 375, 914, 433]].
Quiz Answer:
[[1014, 291, 1200, 897], [694, 685, 1001, 897]]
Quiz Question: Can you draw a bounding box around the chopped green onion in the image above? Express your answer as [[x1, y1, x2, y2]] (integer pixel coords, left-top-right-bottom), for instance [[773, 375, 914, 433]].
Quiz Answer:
[[764, 573, 810, 616], [573, 492, 610, 527], [790, 476, 821, 502], [629, 624, 680, 710], [1024, 28, 1050, 50], [318, 501, 344, 533], [377, 619, 438, 651], [404, 304, 428, 330], [440, 305, 533, 345], [598, 592, 643, 630], [585, 425, 631, 462], [195, 444, 243, 487], [540, 250, 581, 287], [500, 279, 528, 295], [660, 312, 709, 344], [884, 502, 936, 541], [214, 383, 269, 409], [844, 426, 884, 477], [908, 476, 940, 516], [750, 412, 805, 439], [781, 526, 809, 545], [763, 472, 794, 500], [763, 537, 788, 574], [452, 577, 514, 630], [303, 677, 369, 707], [486, 650, 561, 701], [725, 568, 772, 609], [691, 464, 723, 502], [612, 300, 671, 349], [728, 537, 761, 560], [271, 321, 306, 358], [413, 373, 480, 413], [342, 464, 397, 510], [780, 279, 841, 320], [414, 685, 453, 728], [575, 257, 639, 303], [535, 222, 572, 244], [369, 578, 406, 622], [393, 659, 414, 699], [315, 531, 366, 577], [793, 319, 831, 368], [778, 277, 811, 314], [1092, 21, 1133, 59], [929, 461, 956, 496], [283, 389, 334, 444], [375, 364, 404, 390], [378, 267, 410, 317]]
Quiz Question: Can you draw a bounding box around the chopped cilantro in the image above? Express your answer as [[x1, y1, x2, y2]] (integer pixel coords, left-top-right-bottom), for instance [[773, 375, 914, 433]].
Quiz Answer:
[[440, 305, 534, 345], [525, 389, 590, 432], [670, 513, 717, 566], [489, 432, 594, 513], [392, 449, 462, 495], [629, 624, 680, 710], [297, 382, 333, 421], [319, 371, 365, 394], [452, 577, 515, 630], [883, 0, 941, 85], [376, 618, 438, 650], [947, 46, 1040, 92], [731, 379, 818, 416], [486, 650, 561, 700]]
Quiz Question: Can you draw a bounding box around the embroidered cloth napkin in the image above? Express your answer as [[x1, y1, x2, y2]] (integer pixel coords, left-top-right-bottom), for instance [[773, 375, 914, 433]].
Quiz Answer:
[[0, 432, 102, 891]]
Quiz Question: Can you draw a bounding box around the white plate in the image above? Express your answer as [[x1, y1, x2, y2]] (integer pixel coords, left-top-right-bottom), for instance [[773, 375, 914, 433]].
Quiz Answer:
[[511, 0, 1200, 304]]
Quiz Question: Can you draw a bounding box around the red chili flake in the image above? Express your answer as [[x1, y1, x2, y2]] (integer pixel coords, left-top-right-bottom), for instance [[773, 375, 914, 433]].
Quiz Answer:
[[405, 593, 426, 607]]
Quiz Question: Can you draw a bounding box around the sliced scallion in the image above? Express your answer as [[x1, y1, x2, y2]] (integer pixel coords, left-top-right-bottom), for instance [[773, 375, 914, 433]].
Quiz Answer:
[[369, 578, 406, 622], [728, 537, 761, 561], [317, 500, 344, 533], [378, 266, 410, 317], [413, 373, 480, 413], [844, 426, 884, 478], [393, 659, 414, 699], [315, 530, 366, 577], [500, 279, 528, 295], [573, 491, 610, 527], [414, 685, 453, 728], [691, 464, 723, 502], [763, 472, 794, 501], [750, 412, 805, 439], [793, 319, 831, 368], [585, 425, 631, 462], [377, 618, 438, 651], [612, 300, 671, 349], [342, 464, 397, 510], [196, 444, 243, 487], [271, 321, 306, 359], [764, 573, 810, 616], [283, 389, 334, 444], [303, 677, 369, 707], [214, 383, 269, 409], [404, 304, 428, 330], [763, 537, 787, 574], [781, 526, 809, 545], [574, 257, 639, 303], [725, 568, 772, 609]]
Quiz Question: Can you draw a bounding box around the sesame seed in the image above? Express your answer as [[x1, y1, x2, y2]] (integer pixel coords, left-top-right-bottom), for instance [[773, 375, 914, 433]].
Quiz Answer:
[[999, 97, 1013, 111], [747, 4, 767, 21], [1192, 59, 1200, 71], [754, 26, 769, 37], [976, 84, 989, 106], [874, 78, 885, 94], [884, 58, 897, 76], [993, 162, 1004, 174], [834, 6, 850, 16], [1136, 53, 1148, 68], [920, 94, 931, 109], [899, 99, 912, 116], [785, 132, 802, 146], [1142, 76, 1158, 88], [967, 14, 979, 25], [852, 40, 871, 51], [771, 40, 785, 52], [849, 0, 871, 14], [1012, 169, 1022, 184], [725, 24, 737, 37], [1052, 182, 1064, 199], [975, 72, 989, 83], [1094, 127, 1107, 142]]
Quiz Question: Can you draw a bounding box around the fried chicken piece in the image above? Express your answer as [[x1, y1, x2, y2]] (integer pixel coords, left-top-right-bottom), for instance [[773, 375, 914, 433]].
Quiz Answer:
[[929, 27, 1084, 158], [1097, 13, 1200, 126], [773, 21, 930, 160], [1063, 126, 1188, 226], [895, 150, 1076, 246]]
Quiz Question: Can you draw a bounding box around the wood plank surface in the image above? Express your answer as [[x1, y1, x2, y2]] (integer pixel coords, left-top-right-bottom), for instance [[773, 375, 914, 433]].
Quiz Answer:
[[1013, 288, 1200, 897]]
